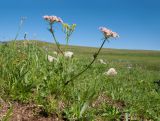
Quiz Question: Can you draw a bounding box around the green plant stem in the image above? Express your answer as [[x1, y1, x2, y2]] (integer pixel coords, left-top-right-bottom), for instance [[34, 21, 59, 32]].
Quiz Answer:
[[49, 24, 64, 55], [13, 17, 25, 48], [64, 38, 107, 86], [14, 17, 25, 41]]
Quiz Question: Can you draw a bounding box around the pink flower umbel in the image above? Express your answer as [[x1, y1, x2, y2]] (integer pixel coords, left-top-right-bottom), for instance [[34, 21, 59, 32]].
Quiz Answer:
[[99, 27, 119, 39], [64, 26, 119, 86], [43, 15, 63, 24], [43, 15, 64, 55]]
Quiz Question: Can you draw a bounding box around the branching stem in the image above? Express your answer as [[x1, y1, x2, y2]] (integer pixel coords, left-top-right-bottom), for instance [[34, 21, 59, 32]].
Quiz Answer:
[[64, 38, 107, 86]]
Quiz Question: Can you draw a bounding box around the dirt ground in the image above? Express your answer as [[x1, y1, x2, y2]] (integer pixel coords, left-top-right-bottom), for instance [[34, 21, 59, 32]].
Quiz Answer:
[[0, 100, 61, 121]]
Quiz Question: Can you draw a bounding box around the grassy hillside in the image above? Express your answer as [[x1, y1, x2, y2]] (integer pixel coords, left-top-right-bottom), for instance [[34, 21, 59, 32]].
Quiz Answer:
[[0, 40, 160, 121], [35, 40, 160, 71]]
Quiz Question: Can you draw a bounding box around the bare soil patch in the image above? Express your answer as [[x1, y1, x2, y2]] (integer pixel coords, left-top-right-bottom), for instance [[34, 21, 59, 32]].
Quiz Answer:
[[0, 100, 61, 121]]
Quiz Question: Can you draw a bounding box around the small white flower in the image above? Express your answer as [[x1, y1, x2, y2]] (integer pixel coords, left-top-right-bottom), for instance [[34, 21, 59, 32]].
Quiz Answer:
[[64, 51, 74, 58], [48, 55, 57, 62], [98, 59, 106, 64], [104, 68, 117, 76]]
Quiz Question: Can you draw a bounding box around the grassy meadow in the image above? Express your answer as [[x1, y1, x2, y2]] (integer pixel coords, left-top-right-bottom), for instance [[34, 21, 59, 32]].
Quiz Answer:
[[0, 40, 160, 121]]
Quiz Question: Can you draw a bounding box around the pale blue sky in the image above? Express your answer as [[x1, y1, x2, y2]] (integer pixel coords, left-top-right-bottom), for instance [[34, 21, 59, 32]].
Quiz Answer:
[[0, 0, 160, 50]]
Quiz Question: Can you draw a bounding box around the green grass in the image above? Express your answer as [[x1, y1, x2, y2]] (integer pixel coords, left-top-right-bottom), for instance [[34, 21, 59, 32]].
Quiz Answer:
[[0, 40, 160, 120]]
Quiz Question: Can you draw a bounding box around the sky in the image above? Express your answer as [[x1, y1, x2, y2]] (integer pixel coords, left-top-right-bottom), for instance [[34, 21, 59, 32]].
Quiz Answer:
[[0, 0, 160, 50]]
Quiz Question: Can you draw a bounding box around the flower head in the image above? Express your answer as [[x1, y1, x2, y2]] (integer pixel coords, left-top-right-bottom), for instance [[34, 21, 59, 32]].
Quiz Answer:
[[99, 27, 119, 39], [43, 15, 63, 24]]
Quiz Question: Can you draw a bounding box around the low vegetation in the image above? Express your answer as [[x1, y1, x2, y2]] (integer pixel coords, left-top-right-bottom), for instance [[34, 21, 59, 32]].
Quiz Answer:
[[0, 40, 160, 120]]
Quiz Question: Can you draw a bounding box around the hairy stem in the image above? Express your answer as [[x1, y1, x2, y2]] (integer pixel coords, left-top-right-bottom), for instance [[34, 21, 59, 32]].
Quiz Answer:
[[49, 24, 64, 55]]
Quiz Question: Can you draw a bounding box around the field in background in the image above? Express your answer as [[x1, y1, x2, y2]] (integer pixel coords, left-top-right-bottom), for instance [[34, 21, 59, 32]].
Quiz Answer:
[[0, 40, 160, 121], [36, 40, 160, 71]]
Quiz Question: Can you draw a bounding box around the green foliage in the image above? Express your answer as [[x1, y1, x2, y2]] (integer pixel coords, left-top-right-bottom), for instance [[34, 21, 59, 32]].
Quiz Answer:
[[62, 23, 76, 45], [0, 41, 160, 120]]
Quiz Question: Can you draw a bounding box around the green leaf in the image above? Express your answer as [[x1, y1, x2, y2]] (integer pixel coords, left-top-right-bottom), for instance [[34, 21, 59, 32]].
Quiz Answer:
[[80, 101, 89, 118]]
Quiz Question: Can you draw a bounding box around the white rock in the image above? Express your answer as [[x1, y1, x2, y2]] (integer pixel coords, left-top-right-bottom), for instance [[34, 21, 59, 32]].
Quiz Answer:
[[64, 51, 74, 58], [48, 55, 58, 62], [98, 59, 106, 64], [104, 68, 117, 76]]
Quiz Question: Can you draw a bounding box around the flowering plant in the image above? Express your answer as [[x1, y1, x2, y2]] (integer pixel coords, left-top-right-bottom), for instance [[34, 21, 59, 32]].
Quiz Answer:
[[43, 15, 64, 54], [43, 15, 119, 85], [43, 15, 76, 54], [65, 26, 119, 85]]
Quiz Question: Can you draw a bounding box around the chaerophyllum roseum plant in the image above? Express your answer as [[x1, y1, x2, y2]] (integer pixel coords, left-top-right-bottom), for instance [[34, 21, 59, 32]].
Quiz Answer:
[[43, 15, 119, 86], [43, 15, 64, 54], [65, 27, 119, 85], [43, 15, 76, 54]]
